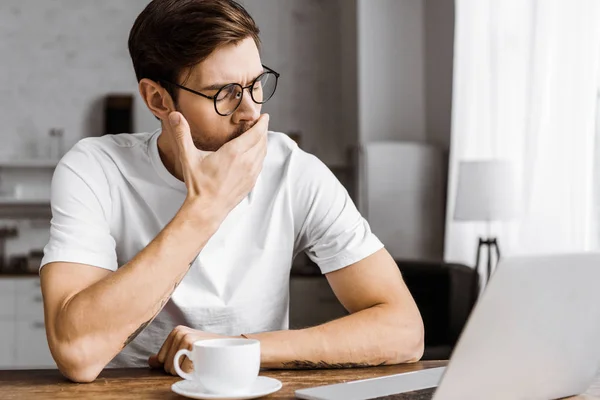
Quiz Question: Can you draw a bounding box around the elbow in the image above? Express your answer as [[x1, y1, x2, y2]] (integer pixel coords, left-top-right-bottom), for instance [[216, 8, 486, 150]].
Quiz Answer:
[[50, 340, 105, 383], [404, 320, 425, 363], [46, 298, 109, 383], [386, 311, 425, 364], [401, 303, 425, 363], [61, 365, 102, 384]]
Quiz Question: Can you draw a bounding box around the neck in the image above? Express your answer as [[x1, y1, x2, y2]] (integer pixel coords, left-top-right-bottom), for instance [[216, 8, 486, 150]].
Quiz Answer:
[[157, 126, 185, 182]]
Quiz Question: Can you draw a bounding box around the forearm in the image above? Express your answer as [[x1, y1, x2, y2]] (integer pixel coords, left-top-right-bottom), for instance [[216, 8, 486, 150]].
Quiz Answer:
[[53, 200, 220, 374], [247, 303, 424, 369]]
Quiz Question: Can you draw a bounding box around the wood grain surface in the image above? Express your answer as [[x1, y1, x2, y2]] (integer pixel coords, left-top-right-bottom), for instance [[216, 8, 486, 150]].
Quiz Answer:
[[1, 361, 598, 400]]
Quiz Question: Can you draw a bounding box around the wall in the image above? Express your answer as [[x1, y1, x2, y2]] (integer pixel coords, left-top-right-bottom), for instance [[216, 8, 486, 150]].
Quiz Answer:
[[357, 0, 427, 144], [354, 0, 453, 261], [0, 0, 155, 161], [339, 0, 359, 164], [0, 0, 349, 167], [425, 0, 455, 151], [424, 0, 454, 257], [241, 0, 348, 165]]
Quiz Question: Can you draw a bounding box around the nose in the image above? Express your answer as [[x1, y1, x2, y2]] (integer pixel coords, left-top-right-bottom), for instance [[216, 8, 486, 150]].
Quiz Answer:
[[232, 88, 261, 124]]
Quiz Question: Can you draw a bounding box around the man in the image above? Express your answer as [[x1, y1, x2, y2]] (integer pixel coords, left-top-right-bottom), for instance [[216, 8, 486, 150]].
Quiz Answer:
[[40, 0, 424, 383]]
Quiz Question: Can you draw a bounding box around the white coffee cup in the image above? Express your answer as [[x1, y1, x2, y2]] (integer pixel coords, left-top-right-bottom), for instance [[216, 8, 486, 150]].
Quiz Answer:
[[174, 338, 261, 395]]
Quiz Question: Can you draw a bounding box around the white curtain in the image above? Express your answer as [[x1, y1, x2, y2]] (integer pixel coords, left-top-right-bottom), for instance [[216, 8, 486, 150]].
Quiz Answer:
[[444, 0, 600, 267]]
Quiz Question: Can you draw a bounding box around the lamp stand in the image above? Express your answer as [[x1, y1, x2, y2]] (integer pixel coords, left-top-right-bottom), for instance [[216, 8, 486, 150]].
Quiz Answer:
[[475, 237, 501, 284]]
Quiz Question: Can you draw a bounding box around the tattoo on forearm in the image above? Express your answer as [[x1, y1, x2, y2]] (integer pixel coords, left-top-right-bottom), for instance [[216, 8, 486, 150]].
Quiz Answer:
[[123, 318, 152, 347], [122, 271, 188, 348], [157, 281, 179, 309], [281, 360, 387, 369], [122, 290, 173, 348]]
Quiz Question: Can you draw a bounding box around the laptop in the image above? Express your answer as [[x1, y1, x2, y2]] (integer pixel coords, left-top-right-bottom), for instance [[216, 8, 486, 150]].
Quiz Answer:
[[296, 253, 600, 400]]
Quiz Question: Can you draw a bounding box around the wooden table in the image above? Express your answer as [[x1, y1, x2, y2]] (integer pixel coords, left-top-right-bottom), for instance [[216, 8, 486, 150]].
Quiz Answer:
[[1, 361, 599, 399]]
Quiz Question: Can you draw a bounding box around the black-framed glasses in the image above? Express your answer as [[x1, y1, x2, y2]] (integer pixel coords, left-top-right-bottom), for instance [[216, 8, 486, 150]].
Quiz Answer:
[[161, 65, 280, 116]]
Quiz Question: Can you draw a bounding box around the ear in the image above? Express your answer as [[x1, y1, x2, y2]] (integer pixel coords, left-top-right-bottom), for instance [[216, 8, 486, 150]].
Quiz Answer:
[[138, 78, 176, 121]]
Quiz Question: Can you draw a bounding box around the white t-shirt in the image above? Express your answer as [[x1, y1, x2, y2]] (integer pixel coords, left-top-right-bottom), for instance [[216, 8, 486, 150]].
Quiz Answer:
[[41, 129, 383, 368]]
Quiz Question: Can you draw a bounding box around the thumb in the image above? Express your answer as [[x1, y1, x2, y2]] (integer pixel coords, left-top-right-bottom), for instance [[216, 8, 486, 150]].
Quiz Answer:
[[168, 112, 194, 162]]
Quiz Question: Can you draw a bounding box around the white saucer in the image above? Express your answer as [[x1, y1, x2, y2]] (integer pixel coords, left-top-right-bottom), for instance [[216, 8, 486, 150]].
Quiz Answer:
[[171, 376, 283, 400]]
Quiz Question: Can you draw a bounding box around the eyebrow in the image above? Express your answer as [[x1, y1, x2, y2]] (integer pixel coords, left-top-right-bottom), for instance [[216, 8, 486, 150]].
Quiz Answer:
[[199, 70, 264, 92]]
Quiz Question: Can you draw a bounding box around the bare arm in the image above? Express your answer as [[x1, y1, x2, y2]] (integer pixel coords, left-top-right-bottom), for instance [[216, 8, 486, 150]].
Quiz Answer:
[[42, 200, 217, 383], [245, 249, 424, 368], [42, 112, 269, 382]]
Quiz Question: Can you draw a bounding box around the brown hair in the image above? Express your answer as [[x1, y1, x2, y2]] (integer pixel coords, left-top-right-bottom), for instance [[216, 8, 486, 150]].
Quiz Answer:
[[128, 0, 261, 101]]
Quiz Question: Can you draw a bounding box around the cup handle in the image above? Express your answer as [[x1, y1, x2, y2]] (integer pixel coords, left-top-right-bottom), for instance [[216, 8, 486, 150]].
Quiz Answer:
[[174, 349, 194, 380]]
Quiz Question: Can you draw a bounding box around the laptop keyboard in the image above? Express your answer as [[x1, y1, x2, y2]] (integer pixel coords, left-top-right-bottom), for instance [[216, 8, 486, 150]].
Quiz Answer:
[[373, 387, 436, 400]]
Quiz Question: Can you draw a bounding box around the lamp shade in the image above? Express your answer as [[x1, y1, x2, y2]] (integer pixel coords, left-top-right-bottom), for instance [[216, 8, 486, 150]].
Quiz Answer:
[[454, 160, 519, 222]]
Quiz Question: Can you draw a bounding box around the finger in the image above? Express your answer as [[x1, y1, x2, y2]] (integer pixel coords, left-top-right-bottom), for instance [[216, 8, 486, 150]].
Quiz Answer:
[[148, 354, 161, 369], [165, 329, 187, 375], [181, 357, 194, 374], [239, 117, 267, 158], [227, 113, 269, 154], [169, 332, 196, 376], [167, 112, 195, 164], [157, 329, 177, 364], [175, 333, 196, 376]]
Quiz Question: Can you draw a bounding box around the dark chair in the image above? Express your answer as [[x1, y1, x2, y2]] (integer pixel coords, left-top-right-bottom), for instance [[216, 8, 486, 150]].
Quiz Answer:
[[396, 259, 479, 360]]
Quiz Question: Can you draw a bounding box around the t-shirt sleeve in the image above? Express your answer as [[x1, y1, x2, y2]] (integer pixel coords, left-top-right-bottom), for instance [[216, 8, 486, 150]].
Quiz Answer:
[[291, 149, 384, 274], [40, 142, 118, 272]]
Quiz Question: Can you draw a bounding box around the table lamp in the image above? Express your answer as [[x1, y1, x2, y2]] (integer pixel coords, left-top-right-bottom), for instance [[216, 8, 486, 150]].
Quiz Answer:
[[453, 160, 518, 282]]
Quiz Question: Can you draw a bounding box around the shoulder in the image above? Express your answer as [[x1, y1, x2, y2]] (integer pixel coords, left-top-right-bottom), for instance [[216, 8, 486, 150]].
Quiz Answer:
[[68, 132, 154, 159], [265, 132, 342, 207], [265, 131, 297, 162], [59, 131, 155, 171], [266, 131, 328, 174], [54, 131, 155, 199]]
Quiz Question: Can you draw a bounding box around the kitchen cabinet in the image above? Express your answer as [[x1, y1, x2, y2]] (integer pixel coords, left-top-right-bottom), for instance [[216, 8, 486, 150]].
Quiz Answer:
[[0, 279, 15, 318], [0, 321, 15, 368], [16, 320, 55, 368], [0, 277, 56, 369]]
